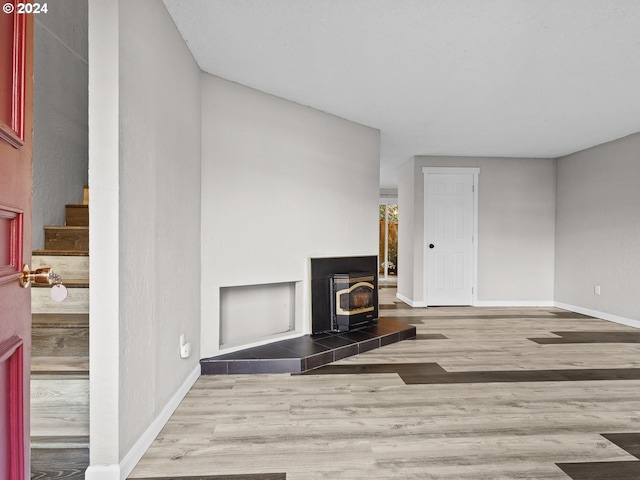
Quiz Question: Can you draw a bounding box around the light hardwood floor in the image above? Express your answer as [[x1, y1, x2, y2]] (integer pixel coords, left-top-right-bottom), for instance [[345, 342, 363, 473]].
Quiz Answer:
[[129, 289, 640, 479]]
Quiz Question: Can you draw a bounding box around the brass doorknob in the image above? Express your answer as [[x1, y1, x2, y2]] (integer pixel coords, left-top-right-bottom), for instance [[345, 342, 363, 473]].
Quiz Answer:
[[19, 264, 62, 288]]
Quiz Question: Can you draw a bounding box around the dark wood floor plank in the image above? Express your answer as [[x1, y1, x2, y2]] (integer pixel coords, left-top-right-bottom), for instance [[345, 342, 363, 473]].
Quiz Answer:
[[305, 361, 640, 384], [303, 362, 447, 376], [403, 367, 640, 384], [530, 331, 640, 344], [556, 461, 640, 479], [406, 313, 594, 320], [602, 433, 640, 459], [557, 433, 640, 478]]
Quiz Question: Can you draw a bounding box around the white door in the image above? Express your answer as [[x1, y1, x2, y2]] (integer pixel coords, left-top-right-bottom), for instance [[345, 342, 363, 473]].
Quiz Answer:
[[424, 170, 476, 306]]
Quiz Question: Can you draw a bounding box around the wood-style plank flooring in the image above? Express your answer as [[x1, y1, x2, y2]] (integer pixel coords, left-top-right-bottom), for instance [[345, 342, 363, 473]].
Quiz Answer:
[[129, 288, 640, 479], [30, 445, 89, 480]]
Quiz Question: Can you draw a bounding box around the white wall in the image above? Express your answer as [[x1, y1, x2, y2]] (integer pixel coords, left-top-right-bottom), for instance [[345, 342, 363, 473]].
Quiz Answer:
[[555, 132, 640, 322], [398, 155, 556, 305], [33, 1, 88, 249], [87, 0, 201, 478], [87, 0, 119, 474], [200, 75, 380, 357], [397, 157, 416, 300]]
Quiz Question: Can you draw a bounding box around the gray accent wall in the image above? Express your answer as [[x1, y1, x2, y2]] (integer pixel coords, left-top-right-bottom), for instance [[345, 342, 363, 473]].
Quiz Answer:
[[33, 1, 88, 249], [398, 155, 556, 305], [555, 132, 640, 321]]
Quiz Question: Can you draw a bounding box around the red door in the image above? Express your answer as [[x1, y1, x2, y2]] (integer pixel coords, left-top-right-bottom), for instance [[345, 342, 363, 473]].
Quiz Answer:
[[0, 4, 33, 479]]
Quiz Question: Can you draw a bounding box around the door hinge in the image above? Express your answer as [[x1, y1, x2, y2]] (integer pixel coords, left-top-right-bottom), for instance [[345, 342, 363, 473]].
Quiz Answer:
[[472, 184, 475, 192]]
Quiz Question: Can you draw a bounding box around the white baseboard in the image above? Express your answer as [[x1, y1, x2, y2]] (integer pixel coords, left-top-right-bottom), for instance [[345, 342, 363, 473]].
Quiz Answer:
[[84, 465, 120, 480], [394, 293, 554, 309], [395, 292, 427, 308], [474, 300, 555, 307], [554, 302, 640, 329], [85, 364, 201, 480], [120, 364, 200, 478]]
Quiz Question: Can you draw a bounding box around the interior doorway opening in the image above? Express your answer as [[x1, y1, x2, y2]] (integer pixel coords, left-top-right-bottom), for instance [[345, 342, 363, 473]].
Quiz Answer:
[[379, 202, 398, 282]]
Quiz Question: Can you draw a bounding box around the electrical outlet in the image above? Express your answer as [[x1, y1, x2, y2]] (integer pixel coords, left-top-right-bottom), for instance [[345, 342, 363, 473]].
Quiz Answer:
[[594, 285, 601, 295], [180, 342, 192, 359], [179, 334, 191, 359]]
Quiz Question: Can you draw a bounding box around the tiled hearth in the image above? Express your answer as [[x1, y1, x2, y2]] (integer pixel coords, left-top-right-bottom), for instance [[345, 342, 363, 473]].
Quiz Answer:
[[200, 317, 416, 375]]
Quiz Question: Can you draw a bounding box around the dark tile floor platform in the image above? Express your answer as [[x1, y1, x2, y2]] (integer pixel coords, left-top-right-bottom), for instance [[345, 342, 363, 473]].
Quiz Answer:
[[200, 317, 416, 375]]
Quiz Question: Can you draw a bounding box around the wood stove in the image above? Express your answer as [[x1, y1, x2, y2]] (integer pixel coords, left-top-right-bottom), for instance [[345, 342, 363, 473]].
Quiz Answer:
[[329, 272, 377, 332], [310, 256, 379, 334]]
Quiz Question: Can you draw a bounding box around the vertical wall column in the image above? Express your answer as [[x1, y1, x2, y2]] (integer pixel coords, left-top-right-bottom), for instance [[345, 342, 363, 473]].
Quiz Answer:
[[87, 0, 120, 478]]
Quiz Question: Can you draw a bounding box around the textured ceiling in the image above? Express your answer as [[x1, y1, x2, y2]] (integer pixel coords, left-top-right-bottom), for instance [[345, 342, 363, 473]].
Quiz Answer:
[[163, 0, 640, 188]]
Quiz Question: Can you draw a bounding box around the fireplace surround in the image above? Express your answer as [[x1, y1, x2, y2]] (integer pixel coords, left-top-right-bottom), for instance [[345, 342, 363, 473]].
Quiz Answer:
[[310, 256, 379, 334]]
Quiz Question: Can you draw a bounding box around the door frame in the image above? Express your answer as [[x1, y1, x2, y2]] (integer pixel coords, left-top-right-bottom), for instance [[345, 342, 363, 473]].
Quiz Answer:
[[422, 167, 479, 306]]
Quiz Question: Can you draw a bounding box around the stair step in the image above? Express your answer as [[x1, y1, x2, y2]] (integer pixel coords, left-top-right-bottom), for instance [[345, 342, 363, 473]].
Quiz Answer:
[[31, 317, 89, 374], [32, 250, 89, 256], [33, 280, 89, 288], [31, 444, 89, 480], [83, 185, 89, 205], [32, 326, 88, 358], [44, 226, 89, 252], [32, 313, 89, 328], [32, 286, 89, 314], [31, 252, 89, 283], [65, 204, 89, 226], [31, 436, 90, 449], [31, 373, 89, 437], [31, 357, 89, 374]]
